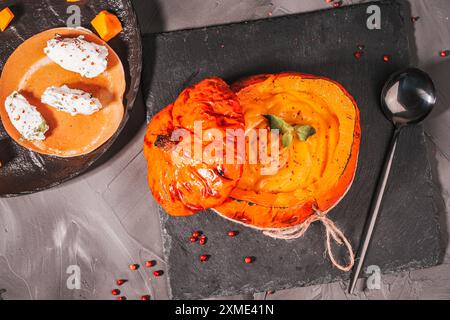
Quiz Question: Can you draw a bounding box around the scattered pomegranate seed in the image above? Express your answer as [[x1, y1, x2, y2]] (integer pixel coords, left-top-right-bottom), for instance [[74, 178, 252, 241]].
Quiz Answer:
[[383, 54, 390, 62], [141, 295, 151, 300], [411, 16, 420, 23], [145, 260, 156, 268], [199, 237, 207, 246], [129, 264, 139, 270], [189, 236, 197, 243], [228, 231, 237, 237], [354, 51, 363, 60], [440, 50, 448, 57], [116, 279, 127, 286], [244, 256, 254, 264], [199, 254, 209, 262], [192, 231, 201, 238], [111, 289, 120, 296], [333, 1, 342, 8], [153, 270, 164, 277], [116, 296, 127, 300]]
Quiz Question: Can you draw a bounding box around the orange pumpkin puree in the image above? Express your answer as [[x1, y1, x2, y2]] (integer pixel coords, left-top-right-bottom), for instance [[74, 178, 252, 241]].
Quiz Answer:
[[213, 73, 361, 228]]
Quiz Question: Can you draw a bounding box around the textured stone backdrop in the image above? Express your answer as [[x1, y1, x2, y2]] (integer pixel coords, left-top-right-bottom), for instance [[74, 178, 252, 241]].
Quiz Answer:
[[0, 0, 449, 300]]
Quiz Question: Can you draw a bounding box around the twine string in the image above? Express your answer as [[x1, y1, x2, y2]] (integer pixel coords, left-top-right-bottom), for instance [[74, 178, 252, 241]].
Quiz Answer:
[[263, 209, 354, 272]]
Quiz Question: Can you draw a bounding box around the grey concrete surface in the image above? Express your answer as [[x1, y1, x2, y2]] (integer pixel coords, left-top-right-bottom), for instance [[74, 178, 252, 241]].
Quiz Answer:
[[0, 0, 449, 300]]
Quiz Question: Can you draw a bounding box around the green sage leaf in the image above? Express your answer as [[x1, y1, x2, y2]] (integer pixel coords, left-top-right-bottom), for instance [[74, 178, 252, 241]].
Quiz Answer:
[[263, 114, 293, 134], [295, 125, 316, 141], [282, 132, 293, 148]]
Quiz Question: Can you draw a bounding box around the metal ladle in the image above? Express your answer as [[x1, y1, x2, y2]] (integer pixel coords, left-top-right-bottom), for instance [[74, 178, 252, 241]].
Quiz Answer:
[[348, 68, 436, 294]]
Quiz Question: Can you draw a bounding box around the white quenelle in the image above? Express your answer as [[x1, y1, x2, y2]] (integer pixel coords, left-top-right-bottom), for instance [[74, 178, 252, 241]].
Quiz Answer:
[[5, 92, 49, 141], [41, 85, 103, 116], [44, 35, 109, 78]]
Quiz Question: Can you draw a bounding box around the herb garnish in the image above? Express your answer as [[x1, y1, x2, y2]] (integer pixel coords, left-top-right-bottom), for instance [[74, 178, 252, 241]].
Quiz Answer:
[[263, 114, 316, 148]]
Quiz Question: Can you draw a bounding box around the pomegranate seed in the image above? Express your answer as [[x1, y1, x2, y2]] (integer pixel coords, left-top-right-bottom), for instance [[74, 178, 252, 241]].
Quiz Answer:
[[440, 50, 448, 57], [383, 54, 390, 62], [116, 279, 127, 286], [333, 1, 342, 8], [199, 238, 206, 246], [244, 256, 254, 264], [111, 289, 120, 296], [153, 270, 163, 277], [116, 296, 127, 300], [199, 254, 209, 262], [141, 295, 151, 300], [192, 231, 201, 238], [145, 260, 156, 268], [354, 51, 363, 60], [129, 264, 139, 270], [411, 16, 420, 23], [189, 236, 197, 243], [228, 231, 237, 237]]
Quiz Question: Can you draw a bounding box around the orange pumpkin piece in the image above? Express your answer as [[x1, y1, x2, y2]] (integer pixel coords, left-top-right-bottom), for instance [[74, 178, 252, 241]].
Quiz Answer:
[[91, 10, 123, 42], [213, 73, 361, 229], [0, 7, 14, 32], [144, 78, 244, 216]]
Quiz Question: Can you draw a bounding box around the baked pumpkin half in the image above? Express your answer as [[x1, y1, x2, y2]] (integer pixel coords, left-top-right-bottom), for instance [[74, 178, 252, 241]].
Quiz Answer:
[[213, 73, 361, 229], [144, 78, 244, 216]]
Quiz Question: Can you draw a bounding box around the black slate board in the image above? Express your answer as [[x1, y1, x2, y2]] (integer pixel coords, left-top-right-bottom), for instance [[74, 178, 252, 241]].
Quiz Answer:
[[142, 1, 443, 299], [0, 0, 142, 196]]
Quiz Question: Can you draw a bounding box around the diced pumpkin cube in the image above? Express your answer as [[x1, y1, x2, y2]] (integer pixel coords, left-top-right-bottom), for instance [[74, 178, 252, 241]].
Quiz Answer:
[[91, 10, 122, 42], [0, 7, 14, 32]]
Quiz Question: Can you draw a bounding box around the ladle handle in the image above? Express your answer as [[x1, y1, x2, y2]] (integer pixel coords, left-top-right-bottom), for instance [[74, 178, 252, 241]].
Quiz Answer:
[[349, 127, 401, 294]]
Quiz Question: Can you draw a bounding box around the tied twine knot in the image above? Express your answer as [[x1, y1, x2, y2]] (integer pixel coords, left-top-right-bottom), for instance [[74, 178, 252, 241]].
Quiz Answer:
[[263, 208, 354, 272]]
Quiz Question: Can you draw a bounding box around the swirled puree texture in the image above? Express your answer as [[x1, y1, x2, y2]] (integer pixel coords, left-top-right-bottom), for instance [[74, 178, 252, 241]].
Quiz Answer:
[[44, 35, 108, 78], [5, 92, 48, 141], [42, 85, 102, 116], [214, 73, 361, 229]]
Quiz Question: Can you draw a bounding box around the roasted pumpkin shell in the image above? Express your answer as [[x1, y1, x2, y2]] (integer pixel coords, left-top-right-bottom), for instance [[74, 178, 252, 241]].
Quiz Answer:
[[144, 78, 244, 216]]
